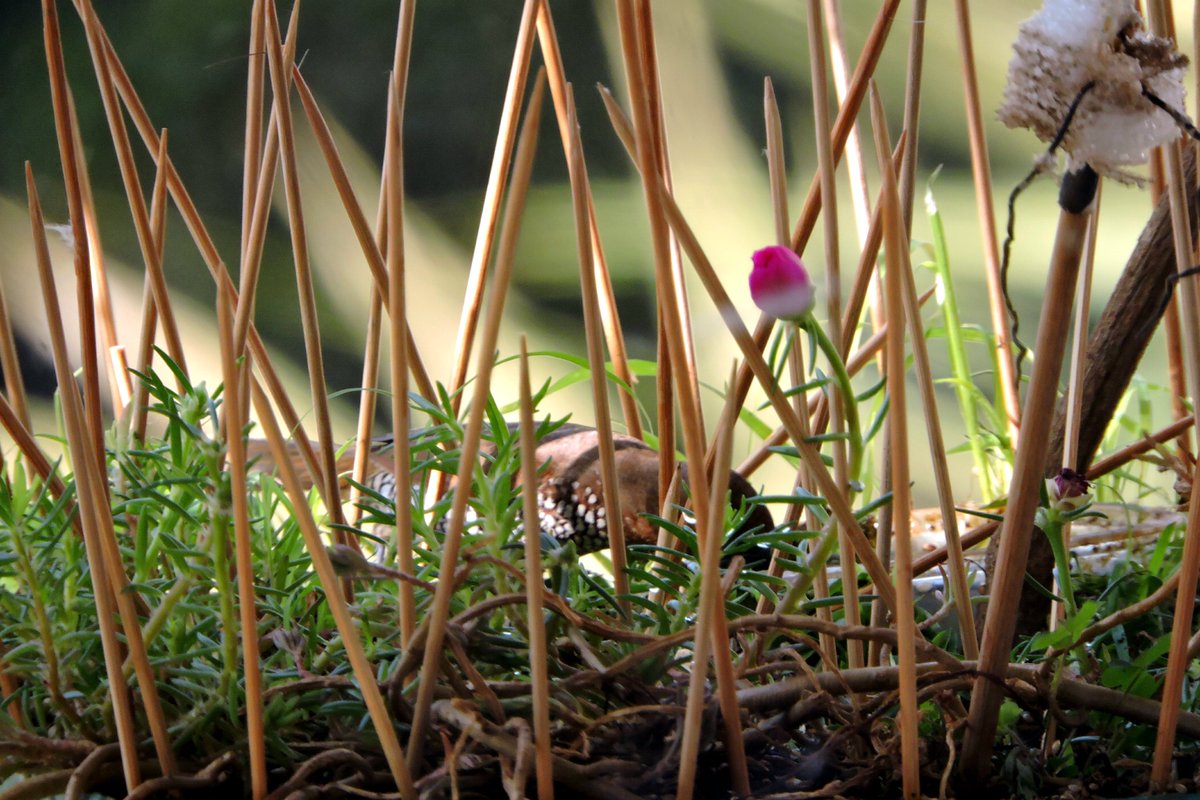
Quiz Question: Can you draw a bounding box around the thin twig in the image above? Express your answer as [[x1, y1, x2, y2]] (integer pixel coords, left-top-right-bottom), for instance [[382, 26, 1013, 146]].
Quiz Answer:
[[405, 72, 547, 775], [869, 82, 920, 799], [565, 86, 629, 614], [518, 338, 555, 800]]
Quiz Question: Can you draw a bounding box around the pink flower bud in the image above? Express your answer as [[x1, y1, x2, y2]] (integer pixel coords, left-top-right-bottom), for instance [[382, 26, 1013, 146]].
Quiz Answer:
[[1046, 468, 1091, 512], [749, 246, 815, 323]]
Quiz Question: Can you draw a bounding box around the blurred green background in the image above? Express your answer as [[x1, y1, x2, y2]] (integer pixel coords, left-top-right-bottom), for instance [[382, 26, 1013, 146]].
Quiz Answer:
[[0, 0, 1193, 504]]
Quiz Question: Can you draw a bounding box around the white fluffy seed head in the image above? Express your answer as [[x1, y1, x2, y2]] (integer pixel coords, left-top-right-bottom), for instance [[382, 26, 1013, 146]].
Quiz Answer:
[[998, 0, 1187, 177]]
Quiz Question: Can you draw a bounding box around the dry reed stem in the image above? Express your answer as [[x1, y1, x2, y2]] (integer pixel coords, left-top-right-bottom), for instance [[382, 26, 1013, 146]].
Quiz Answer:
[[384, 65, 418, 645], [807, 0, 863, 671], [64, 86, 125, 410], [43, 1, 180, 773], [952, 0, 1021, 440], [760, 78, 833, 649], [449, 0, 540, 415], [248, 379, 416, 798], [1086, 416, 1194, 477], [895, 0, 926, 233], [517, 339, 554, 800], [137, 127, 183, 396], [77, 0, 189, 380], [961, 178, 1093, 781], [677, 366, 750, 799], [406, 73, 546, 774], [634, 0, 701, 452], [838, 136, 906, 355], [27, 165, 143, 789], [0, 274, 29, 431], [600, 89, 899, 615], [1052, 185, 1101, 642], [290, 68, 435, 405], [234, 107, 281, 357], [536, 1, 643, 442], [91, 15, 330, 515], [790, 0, 899, 252], [873, 97, 978, 655], [130, 130, 171, 440], [648, 464, 685, 606], [348, 291, 383, 530], [1150, 0, 1200, 777], [1065, 191, 1099, 470], [822, 0, 871, 248], [43, 0, 104, 466], [869, 83, 920, 799], [263, 0, 346, 539], [613, 0, 711, 537], [764, 77, 836, 657], [216, 281, 266, 800], [765, 79, 789, 248], [565, 87, 630, 615], [239, 0, 266, 260], [346, 156, 392, 530], [0, 394, 68, 506]]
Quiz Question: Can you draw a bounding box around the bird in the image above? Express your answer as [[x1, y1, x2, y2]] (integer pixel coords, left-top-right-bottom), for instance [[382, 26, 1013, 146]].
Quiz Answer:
[[247, 422, 775, 562]]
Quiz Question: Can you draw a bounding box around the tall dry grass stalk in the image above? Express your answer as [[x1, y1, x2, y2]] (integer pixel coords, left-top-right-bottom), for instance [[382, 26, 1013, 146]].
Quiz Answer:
[[249, 377, 416, 798], [953, 0, 1022, 442], [1149, 3, 1200, 784], [517, 338, 554, 800], [385, 63, 419, 653], [448, 0, 539, 417], [28, 164, 150, 790], [537, 1, 642, 442], [869, 82, 920, 799], [216, 281, 266, 800], [962, 166, 1096, 778], [565, 86, 630, 616], [676, 365, 750, 800], [405, 72, 547, 771]]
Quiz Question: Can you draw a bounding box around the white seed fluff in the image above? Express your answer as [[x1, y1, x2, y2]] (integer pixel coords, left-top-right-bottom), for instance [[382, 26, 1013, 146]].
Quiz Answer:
[[998, 0, 1187, 176]]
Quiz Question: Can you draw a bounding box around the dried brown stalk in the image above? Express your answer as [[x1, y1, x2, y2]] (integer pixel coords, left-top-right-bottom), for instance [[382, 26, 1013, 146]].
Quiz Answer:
[[536, 1, 643, 441], [449, 0, 541, 415], [612, 4, 712, 596], [43, 0, 103, 465], [565, 87, 629, 615], [953, 0, 1022, 439], [869, 83, 920, 799], [405, 72, 546, 775], [384, 62, 418, 646], [678, 366, 750, 797], [263, 0, 346, 541], [0, 274, 29, 431], [517, 338, 555, 800], [27, 163, 144, 789], [249, 377, 416, 797], [130, 129, 172, 441], [962, 169, 1095, 780], [808, 0, 862, 671], [290, 67, 435, 406], [64, 85, 124, 410], [217, 281, 266, 799], [77, 0, 189, 383]]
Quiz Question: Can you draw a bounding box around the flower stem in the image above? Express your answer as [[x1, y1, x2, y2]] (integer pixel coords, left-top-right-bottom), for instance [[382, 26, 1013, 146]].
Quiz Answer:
[[1043, 516, 1078, 618], [803, 318, 864, 482]]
